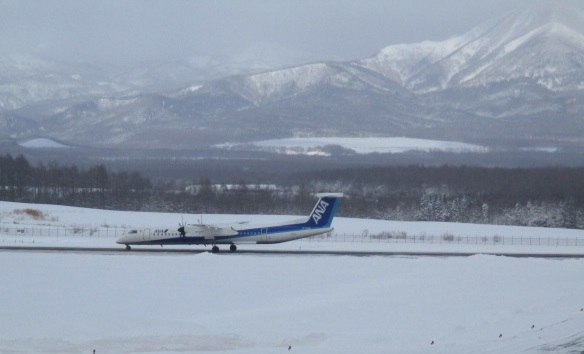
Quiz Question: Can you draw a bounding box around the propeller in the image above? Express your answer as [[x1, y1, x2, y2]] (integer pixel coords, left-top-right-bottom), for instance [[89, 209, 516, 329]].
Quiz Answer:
[[178, 216, 186, 237]]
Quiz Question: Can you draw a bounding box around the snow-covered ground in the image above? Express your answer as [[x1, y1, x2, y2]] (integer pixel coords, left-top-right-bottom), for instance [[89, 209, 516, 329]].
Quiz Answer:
[[1, 201, 584, 354], [252, 137, 488, 154], [17, 138, 70, 149]]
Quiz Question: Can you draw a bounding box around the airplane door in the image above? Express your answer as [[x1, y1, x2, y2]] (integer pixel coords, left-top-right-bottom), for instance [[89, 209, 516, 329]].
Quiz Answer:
[[143, 229, 150, 242], [261, 228, 268, 242]]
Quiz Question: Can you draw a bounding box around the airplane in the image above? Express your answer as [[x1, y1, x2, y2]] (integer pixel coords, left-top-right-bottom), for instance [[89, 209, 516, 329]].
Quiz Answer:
[[116, 193, 343, 252]]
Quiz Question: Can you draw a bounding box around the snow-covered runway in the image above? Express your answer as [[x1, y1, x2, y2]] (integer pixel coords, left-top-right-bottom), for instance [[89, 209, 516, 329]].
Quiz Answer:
[[3, 245, 584, 259], [1, 251, 584, 354], [1, 201, 584, 353]]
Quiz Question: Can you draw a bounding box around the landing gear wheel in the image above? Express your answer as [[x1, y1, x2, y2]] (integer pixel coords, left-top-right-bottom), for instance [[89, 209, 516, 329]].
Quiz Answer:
[[230, 244, 237, 252], [212, 245, 220, 253], [125, 245, 131, 251]]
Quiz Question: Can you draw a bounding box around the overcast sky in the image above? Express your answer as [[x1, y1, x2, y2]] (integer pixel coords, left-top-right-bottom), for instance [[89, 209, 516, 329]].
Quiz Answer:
[[1, 0, 581, 66]]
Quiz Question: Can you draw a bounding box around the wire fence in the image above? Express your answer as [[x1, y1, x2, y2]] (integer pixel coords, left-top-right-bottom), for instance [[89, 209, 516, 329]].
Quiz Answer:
[[0, 225, 126, 239], [1, 225, 584, 247], [0, 225, 584, 247], [305, 232, 584, 247]]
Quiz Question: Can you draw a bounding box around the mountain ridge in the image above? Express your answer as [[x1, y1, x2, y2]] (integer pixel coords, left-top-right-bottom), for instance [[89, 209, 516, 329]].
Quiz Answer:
[[2, 4, 584, 149], [361, 5, 584, 93]]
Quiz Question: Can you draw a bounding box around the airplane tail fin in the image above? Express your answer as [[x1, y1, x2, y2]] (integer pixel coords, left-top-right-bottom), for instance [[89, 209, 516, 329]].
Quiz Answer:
[[304, 193, 343, 228]]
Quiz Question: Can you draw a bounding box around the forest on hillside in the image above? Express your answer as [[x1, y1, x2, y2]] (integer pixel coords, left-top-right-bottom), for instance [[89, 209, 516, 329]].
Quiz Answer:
[[1, 154, 583, 229]]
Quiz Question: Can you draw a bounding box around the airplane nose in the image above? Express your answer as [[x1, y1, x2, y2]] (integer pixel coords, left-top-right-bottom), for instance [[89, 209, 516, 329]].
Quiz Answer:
[[117, 229, 139, 244]]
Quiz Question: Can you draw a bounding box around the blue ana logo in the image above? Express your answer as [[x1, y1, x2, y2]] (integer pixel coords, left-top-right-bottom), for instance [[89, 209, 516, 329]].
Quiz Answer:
[[311, 200, 329, 224], [155, 229, 169, 234]]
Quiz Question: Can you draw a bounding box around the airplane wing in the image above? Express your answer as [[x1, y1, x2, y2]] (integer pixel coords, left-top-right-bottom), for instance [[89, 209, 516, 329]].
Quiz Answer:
[[186, 224, 238, 239]]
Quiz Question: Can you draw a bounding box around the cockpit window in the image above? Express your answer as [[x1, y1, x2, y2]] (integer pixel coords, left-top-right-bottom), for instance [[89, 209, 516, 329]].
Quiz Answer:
[[128, 230, 138, 234]]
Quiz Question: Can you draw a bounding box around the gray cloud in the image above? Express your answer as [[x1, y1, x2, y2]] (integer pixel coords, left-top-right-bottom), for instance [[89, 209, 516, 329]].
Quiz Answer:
[[0, 0, 581, 65]]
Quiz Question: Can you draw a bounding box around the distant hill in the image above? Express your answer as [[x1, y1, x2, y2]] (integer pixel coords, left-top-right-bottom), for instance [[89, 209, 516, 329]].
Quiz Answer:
[[1, 4, 584, 150]]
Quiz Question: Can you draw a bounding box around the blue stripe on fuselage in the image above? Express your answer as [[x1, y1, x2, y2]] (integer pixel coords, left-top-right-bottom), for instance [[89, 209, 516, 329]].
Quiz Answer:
[[143, 222, 325, 245], [231, 222, 317, 239]]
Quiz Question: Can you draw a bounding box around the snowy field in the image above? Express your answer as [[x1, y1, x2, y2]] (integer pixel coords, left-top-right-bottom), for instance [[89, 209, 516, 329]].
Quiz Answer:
[[17, 138, 70, 149], [251, 137, 488, 154], [1, 201, 584, 354]]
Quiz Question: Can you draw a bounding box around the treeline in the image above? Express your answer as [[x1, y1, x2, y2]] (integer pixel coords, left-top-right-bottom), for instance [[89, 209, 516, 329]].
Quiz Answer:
[[299, 165, 584, 229], [0, 154, 151, 209], [0, 154, 309, 214], [302, 165, 584, 205], [2, 154, 584, 229]]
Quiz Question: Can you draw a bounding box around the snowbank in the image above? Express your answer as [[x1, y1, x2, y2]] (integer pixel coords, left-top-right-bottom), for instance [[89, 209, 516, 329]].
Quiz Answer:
[[1, 201, 584, 353]]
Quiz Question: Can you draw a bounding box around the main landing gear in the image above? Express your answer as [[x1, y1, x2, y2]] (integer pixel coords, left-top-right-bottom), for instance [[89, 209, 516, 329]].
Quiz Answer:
[[210, 244, 237, 253], [125, 245, 131, 251]]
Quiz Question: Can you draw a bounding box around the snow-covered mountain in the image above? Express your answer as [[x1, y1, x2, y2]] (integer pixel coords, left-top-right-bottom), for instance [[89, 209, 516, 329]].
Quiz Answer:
[[0, 53, 133, 111], [361, 4, 584, 93], [2, 4, 584, 149]]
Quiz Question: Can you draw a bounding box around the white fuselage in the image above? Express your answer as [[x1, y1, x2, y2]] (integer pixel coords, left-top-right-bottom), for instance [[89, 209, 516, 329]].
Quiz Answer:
[[117, 222, 333, 246], [116, 193, 343, 250]]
